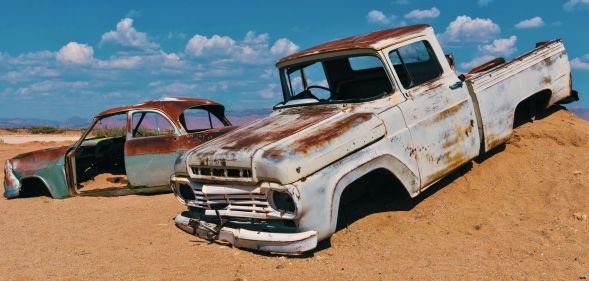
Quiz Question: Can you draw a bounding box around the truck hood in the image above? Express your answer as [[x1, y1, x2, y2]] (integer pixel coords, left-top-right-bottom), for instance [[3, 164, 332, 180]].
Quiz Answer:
[[185, 106, 386, 184]]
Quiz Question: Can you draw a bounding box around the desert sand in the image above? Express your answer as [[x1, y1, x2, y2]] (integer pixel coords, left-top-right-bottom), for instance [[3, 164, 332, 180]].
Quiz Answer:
[[0, 108, 588, 280]]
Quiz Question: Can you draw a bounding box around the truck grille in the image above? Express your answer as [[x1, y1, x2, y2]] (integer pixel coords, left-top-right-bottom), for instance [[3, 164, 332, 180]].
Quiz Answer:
[[186, 184, 271, 215], [191, 166, 252, 179]]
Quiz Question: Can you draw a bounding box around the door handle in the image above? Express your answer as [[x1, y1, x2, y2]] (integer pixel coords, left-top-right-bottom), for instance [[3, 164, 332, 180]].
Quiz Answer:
[[449, 81, 463, 90]]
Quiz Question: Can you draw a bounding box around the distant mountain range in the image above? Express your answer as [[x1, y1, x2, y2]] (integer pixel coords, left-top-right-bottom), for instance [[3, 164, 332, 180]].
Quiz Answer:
[[1, 107, 587, 128], [0, 109, 272, 128]]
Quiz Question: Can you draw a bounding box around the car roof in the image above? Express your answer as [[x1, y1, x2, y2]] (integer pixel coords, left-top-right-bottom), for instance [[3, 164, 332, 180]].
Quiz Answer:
[[96, 97, 226, 127], [277, 24, 430, 65]]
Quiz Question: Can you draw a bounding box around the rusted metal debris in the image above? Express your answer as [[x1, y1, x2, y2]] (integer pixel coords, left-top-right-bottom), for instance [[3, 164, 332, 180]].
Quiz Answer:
[[3, 97, 237, 199], [171, 25, 579, 253]]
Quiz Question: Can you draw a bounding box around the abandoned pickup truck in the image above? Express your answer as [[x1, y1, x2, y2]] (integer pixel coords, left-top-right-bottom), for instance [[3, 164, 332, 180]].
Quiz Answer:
[[171, 24, 579, 253], [4, 97, 237, 199]]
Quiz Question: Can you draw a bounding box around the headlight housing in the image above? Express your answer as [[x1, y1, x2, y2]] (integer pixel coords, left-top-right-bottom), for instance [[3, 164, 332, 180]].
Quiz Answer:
[[269, 190, 296, 214]]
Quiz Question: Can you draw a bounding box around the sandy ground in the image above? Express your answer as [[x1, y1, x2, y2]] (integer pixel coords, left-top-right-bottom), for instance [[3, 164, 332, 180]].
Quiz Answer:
[[0, 108, 588, 280], [0, 135, 80, 144]]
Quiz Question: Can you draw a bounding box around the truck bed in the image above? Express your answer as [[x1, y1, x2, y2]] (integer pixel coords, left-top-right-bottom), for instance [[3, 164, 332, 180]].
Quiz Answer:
[[465, 40, 572, 151]]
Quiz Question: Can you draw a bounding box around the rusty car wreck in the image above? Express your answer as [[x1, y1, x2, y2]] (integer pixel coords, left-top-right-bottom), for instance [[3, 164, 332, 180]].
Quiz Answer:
[[3, 97, 237, 198], [170, 24, 579, 253]]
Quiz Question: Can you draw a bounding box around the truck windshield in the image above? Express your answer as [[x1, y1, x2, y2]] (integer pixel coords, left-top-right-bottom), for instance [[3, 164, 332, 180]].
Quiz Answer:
[[278, 54, 393, 106]]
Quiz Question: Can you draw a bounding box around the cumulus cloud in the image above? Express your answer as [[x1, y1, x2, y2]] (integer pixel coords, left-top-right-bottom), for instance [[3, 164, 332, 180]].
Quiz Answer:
[[100, 18, 159, 50], [185, 31, 298, 64], [438, 15, 500, 44], [404, 7, 440, 20], [185, 34, 236, 56], [571, 56, 589, 70], [151, 82, 198, 94], [514, 17, 545, 29], [56, 42, 94, 65], [564, 0, 589, 11], [478, 35, 517, 56], [270, 38, 299, 56], [367, 10, 391, 25]]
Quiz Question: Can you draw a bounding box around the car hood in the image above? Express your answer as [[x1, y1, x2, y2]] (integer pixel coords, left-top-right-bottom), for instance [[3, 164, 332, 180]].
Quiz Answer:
[[11, 145, 70, 175], [185, 106, 386, 184]]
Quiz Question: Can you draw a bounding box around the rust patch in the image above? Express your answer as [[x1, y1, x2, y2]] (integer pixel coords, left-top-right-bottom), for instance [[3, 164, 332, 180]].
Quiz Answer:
[[278, 25, 430, 64], [544, 57, 553, 67], [178, 126, 238, 152], [433, 101, 465, 123], [124, 136, 178, 156], [12, 146, 69, 175], [543, 77, 552, 85], [97, 97, 228, 130], [213, 109, 338, 152], [265, 113, 373, 159]]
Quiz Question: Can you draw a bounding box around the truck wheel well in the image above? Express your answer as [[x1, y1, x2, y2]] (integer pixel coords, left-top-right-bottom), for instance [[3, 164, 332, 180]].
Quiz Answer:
[[336, 168, 411, 231], [20, 177, 52, 198], [513, 89, 552, 128]]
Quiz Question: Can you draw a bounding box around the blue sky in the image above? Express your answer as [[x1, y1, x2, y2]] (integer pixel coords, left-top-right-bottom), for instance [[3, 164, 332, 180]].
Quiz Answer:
[[0, 0, 588, 120]]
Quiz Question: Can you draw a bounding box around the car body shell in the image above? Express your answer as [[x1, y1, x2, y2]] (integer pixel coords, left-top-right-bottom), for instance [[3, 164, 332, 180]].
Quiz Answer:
[[4, 97, 237, 199]]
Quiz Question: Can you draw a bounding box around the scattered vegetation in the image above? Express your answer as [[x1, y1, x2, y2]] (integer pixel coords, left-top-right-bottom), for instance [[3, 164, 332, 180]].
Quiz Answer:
[[28, 126, 65, 135], [90, 127, 126, 138]]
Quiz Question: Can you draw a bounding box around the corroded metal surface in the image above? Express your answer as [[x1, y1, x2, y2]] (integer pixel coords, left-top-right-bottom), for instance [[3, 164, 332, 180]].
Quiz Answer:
[[3, 98, 235, 199], [278, 25, 429, 64], [173, 25, 577, 252], [97, 97, 227, 130]]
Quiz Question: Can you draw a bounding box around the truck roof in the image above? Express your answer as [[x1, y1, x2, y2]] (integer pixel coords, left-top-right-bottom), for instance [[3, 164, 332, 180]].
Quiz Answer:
[[278, 24, 430, 64], [96, 97, 224, 120]]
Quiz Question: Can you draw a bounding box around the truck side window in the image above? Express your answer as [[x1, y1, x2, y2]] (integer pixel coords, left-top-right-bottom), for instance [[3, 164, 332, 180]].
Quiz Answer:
[[389, 40, 443, 89]]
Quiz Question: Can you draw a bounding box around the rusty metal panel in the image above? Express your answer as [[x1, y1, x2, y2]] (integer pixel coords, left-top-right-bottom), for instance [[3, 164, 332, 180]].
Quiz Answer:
[[469, 40, 571, 151], [278, 25, 429, 64], [254, 112, 386, 184]]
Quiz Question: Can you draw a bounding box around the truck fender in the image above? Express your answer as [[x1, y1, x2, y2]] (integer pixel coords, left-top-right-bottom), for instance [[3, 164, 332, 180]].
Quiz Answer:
[[327, 154, 419, 235]]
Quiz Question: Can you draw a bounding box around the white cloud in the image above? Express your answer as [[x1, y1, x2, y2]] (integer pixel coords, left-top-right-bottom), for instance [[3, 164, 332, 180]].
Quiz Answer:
[[0, 66, 59, 83], [564, 0, 589, 11], [100, 18, 159, 50], [514, 17, 545, 29], [571, 57, 589, 70], [404, 7, 440, 20], [460, 55, 496, 70], [185, 31, 299, 64], [270, 38, 299, 56], [97, 56, 142, 69], [151, 82, 198, 94], [56, 42, 94, 65], [16, 80, 90, 96], [367, 10, 391, 25], [478, 35, 517, 56], [185, 34, 236, 56], [258, 83, 279, 99], [478, 0, 493, 6], [438, 15, 500, 44]]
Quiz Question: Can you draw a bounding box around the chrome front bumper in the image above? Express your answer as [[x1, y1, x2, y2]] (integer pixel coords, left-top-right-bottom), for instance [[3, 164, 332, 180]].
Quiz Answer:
[[174, 213, 318, 253]]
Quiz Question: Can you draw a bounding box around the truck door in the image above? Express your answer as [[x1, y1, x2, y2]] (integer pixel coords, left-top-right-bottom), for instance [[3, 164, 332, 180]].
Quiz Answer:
[[387, 39, 480, 188], [124, 110, 180, 187]]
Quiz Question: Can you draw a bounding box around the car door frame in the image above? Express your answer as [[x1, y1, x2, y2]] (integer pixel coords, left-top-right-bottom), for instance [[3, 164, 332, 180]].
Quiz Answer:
[[124, 109, 182, 188], [379, 34, 481, 190]]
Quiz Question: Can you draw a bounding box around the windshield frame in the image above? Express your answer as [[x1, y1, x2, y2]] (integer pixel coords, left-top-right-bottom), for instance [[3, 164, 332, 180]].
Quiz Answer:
[[275, 49, 396, 109]]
